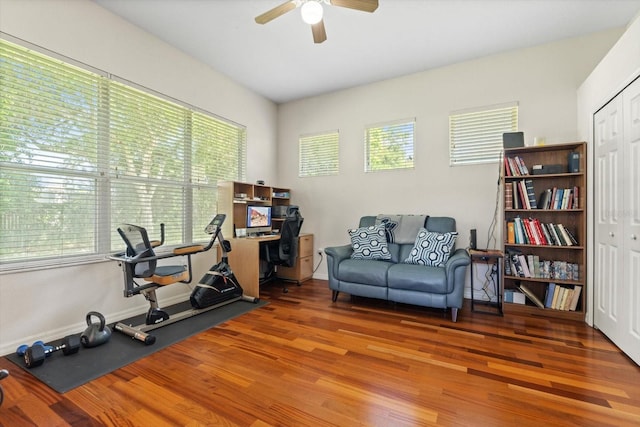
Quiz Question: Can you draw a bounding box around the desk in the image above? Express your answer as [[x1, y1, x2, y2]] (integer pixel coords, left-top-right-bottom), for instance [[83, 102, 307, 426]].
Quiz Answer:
[[221, 233, 313, 298], [469, 249, 503, 316]]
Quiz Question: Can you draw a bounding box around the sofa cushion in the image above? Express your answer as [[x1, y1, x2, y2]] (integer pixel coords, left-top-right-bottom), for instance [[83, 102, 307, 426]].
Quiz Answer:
[[348, 224, 391, 260], [376, 214, 428, 244], [387, 264, 448, 293], [404, 229, 458, 267], [339, 259, 392, 287]]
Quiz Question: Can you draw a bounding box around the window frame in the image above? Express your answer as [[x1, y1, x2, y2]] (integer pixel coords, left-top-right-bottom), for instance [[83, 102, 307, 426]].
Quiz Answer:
[[364, 118, 415, 173], [298, 130, 339, 177]]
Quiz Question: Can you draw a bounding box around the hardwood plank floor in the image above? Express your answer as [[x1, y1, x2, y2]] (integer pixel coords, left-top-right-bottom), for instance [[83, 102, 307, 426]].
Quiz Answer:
[[1, 279, 639, 426]]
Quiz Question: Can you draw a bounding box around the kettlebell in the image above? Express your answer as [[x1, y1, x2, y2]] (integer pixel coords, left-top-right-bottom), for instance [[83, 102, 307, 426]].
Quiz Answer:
[[81, 311, 112, 348]]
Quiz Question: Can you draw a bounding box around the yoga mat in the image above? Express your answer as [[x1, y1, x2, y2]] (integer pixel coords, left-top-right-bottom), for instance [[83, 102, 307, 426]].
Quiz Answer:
[[5, 299, 267, 393]]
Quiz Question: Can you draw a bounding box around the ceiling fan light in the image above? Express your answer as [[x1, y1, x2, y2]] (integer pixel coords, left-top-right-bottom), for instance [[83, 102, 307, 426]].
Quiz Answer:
[[301, 1, 323, 25]]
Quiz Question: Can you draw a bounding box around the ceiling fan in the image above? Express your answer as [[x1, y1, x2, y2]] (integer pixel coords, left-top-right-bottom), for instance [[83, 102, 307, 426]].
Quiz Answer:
[[255, 0, 379, 44]]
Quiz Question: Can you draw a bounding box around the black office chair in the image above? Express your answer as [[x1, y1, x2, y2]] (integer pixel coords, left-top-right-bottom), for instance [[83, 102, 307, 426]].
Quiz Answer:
[[261, 206, 304, 293]]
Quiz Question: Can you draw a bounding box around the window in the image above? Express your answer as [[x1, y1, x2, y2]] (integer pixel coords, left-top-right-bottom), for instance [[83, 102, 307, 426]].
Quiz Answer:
[[365, 119, 414, 172], [449, 102, 518, 166], [299, 130, 339, 177], [0, 38, 246, 269]]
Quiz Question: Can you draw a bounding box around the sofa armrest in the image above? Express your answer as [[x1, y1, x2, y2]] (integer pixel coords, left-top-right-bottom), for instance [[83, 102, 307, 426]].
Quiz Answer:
[[445, 248, 471, 293], [325, 244, 352, 278]]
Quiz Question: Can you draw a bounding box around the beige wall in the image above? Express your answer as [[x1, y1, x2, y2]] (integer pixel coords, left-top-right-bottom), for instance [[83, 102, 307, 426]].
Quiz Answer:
[[577, 14, 640, 325], [278, 29, 622, 287], [0, 0, 278, 355]]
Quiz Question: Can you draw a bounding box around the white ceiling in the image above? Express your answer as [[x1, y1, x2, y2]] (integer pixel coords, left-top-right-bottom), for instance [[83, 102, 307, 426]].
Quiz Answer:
[[93, 0, 640, 104]]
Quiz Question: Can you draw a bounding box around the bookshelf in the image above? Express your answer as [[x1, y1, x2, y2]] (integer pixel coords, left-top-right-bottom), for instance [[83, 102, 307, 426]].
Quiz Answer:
[[502, 142, 586, 321], [217, 181, 291, 238]]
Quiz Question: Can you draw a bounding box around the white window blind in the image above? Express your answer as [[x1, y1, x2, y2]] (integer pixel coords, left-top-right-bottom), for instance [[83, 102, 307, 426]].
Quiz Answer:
[[0, 38, 246, 269], [365, 119, 415, 172], [449, 103, 518, 166], [299, 131, 339, 177]]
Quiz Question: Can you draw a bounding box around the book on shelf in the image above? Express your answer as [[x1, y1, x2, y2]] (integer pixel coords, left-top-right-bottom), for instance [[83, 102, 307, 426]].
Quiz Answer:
[[524, 179, 537, 209], [504, 156, 513, 176], [559, 287, 571, 310], [505, 183, 513, 209], [517, 180, 529, 209], [518, 254, 532, 277], [557, 224, 574, 246], [544, 282, 556, 308], [507, 221, 516, 244], [569, 285, 582, 311], [512, 182, 521, 209], [538, 188, 552, 210], [515, 156, 529, 175], [504, 289, 526, 304], [518, 284, 545, 308]]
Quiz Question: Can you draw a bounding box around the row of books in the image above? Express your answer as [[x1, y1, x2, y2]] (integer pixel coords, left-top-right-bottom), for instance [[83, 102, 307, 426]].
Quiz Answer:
[[509, 284, 582, 311], [505, 179, 537, 209], [505, 181, 580, 210], [504, 156, 530, 176], [505, 251, 580, 281], [544, 283, 582, 311], [537, 186, 579, 210], [507, 217, 578, 246]]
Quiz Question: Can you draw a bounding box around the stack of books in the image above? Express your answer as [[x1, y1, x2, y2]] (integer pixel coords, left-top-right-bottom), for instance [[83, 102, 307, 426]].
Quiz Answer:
[[506, 217, 578, 246]]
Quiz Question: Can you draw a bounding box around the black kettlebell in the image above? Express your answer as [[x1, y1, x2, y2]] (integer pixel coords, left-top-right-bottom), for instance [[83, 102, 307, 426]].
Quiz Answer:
[[81, 311, 112, 348]]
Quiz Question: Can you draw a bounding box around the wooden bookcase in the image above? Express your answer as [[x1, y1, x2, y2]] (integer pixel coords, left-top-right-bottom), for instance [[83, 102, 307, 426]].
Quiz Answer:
[[217, 181, 291, 238], [502, 142, 586, 321]]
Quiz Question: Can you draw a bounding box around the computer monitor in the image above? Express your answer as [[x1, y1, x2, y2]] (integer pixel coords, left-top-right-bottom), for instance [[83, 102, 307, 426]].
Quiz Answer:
[[246, 205, 272, 234]]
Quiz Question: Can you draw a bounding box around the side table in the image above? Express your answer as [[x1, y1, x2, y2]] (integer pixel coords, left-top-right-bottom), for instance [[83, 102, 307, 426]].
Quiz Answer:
[[469, 249, 503, 316]]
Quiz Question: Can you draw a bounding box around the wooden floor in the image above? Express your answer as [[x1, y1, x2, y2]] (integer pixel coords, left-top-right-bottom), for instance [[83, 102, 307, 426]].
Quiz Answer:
[[1, 279, 639, 426]]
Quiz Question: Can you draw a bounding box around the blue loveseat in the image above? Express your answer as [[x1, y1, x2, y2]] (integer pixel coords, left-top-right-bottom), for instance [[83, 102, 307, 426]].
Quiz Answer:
[[324, 215, 470, 322]]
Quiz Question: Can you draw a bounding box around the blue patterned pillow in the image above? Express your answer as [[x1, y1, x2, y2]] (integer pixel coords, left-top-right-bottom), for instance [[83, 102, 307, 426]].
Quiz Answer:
[[349, 224, 391, 260], [404, 229, 458, 267]]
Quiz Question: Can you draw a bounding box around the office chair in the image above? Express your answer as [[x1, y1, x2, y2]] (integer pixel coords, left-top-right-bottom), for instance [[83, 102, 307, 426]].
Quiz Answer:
[[261, 206, 304, 293]]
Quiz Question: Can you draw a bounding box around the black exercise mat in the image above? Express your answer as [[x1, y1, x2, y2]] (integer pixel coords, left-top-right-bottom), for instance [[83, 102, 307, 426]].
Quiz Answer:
[[6, 299, 267, 393]]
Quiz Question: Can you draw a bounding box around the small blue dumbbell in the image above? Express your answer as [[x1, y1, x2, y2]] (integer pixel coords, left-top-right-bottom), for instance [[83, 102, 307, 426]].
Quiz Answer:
[[16, 341, 51, 357]]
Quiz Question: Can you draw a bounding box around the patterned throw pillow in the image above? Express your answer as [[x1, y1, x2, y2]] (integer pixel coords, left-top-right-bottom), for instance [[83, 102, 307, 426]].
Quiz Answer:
[[404, 229, 458, 267], [349, 224, 392, 260]]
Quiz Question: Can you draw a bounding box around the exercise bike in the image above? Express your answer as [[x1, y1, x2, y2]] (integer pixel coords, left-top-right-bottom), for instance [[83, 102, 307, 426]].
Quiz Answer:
[[110, 214, 258, 344]]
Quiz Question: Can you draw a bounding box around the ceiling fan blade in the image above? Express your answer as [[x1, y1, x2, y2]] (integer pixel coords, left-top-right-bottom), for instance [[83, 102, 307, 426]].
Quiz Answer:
[[255, 1, 297, 24], [330, 0, 378, 13], [312, 20, 327, 44]]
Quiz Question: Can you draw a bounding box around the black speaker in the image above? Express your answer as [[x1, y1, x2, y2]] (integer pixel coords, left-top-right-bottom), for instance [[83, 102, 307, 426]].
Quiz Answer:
[[503, 132, 524, 148], [470, 229, 477, 250]]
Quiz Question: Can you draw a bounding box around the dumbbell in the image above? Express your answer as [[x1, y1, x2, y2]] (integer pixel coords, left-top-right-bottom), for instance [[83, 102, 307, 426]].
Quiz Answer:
[[0, 369, 8, 407], [23, 335, 81, 368], [16, 341, 51, 357]]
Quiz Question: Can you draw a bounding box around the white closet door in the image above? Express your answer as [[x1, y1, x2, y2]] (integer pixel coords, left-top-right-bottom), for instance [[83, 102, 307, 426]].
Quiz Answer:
[[594, 93, 624, 345], [621, 77, 640, 365], [594, 76, 640, 366]]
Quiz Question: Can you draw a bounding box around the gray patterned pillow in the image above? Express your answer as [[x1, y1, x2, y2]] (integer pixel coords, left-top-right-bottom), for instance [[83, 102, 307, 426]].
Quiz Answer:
[[349, 224, 392, 260], [404, 229, 458, 267]]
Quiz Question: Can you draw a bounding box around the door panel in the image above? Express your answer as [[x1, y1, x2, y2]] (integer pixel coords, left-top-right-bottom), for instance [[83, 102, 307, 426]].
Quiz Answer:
[[622, 79, 640, 363], [594, 95, 623, 342]]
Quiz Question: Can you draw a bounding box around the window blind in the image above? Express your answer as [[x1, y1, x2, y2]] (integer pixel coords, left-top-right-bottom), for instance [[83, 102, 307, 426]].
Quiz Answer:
[[299, 131, 339, 177], [0, 38, 246, 269], [365, 119, 415, 172], [449, 103, 518, 166], [0, 40, 102, 263]]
